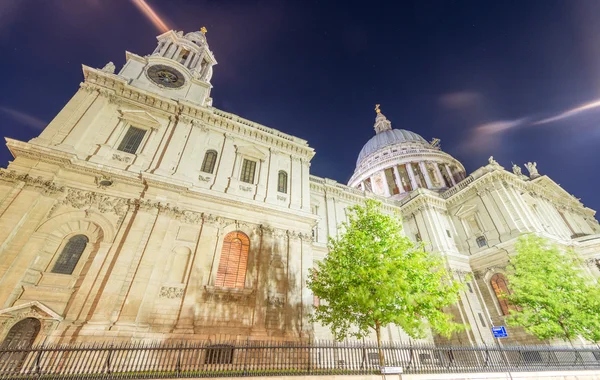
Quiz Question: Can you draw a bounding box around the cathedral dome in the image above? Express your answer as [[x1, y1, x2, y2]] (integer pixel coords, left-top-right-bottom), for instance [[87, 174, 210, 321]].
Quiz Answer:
[[357, 128, 427, 166], [348, 106, 467, 198]]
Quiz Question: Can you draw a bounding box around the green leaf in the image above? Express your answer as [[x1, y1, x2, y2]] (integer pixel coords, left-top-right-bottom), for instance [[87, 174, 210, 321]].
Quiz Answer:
[[307, 199, 466, 342]]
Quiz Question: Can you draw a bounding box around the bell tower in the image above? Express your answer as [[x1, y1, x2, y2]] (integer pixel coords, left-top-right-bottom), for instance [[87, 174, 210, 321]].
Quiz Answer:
[[119, 27, 217, 106]]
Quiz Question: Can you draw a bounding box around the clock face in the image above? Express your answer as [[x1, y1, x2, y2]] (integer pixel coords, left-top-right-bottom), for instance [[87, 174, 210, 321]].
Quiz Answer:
[[147, 65, 185, 88]]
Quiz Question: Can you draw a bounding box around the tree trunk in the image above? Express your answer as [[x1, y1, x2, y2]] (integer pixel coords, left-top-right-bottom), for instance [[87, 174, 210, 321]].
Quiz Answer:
[[375, 321, 385, 367]]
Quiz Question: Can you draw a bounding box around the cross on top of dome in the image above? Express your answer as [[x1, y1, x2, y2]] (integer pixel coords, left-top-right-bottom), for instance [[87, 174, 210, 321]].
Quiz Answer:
[[373, 104, 392, 134]]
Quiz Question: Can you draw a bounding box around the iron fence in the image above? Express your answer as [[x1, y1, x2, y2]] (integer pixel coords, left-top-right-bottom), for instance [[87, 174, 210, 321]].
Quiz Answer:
[[0, 340, 599, 379]]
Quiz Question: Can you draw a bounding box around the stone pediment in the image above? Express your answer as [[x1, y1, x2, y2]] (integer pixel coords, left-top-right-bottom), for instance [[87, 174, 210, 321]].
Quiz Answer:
[[454, 204, 478, 218], [0, 301, 63, 322], [119, 109, 161, 129], [236, 144, 267, 160], [533, 177, 578, 202]]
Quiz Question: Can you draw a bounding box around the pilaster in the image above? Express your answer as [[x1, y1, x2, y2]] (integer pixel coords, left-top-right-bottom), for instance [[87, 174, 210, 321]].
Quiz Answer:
[[211, 134, 236, 192]]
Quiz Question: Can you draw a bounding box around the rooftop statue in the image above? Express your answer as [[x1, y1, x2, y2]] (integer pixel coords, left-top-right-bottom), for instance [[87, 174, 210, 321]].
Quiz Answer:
[[525, 162, 540, 178]]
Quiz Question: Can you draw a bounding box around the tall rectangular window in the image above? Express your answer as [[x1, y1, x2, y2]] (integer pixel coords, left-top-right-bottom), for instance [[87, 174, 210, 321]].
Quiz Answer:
[[117, 126, 146, 154], [240, 159, 256, 184]]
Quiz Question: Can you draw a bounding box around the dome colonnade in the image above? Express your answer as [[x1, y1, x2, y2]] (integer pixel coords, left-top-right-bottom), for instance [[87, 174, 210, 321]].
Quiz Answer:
[[348, 106, 466, 199]]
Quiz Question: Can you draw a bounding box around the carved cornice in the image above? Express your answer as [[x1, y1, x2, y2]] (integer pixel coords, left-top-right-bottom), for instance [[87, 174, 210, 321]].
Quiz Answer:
[[82, 68, 315, 160], [62, 188, 129, 216], [0, 170, 64, 195]]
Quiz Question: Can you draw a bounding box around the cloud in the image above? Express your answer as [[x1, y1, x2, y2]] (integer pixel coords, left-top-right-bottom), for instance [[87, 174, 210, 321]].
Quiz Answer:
[[533, 98, 600, 125], [0, 107, 47, 131], [463, 118, 527, 153], [439, 91, 482, 109]]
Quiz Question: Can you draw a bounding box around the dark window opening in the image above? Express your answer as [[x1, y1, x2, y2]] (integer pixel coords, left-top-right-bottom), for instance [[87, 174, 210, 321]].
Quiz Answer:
[[201, 150, 218, 174], [117, 126, 146, 154], [277, 171, 288, 193], [476, 236, 487, 248], [205, 345, 234, 364], [240, 159, 256, 184], [52, 235, 89, 275]]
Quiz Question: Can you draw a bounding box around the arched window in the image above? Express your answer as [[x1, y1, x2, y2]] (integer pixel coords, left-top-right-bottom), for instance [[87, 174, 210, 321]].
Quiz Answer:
[[201, 150, 218, 174], [216, 232, 249, 289], [476, 236, 487, 248], [52, 235, 89, 275], [490, 273, 513, 316], [277, 171, 288, 193]]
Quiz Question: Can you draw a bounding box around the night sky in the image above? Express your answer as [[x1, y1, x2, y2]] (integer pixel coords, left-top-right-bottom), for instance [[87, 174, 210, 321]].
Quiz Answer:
[[1, 0, 600, 212]]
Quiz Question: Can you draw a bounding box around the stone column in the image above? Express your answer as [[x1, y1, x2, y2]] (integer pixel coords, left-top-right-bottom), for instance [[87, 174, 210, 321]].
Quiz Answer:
[[66, 241, 114, 323], [252, 226, 270, 334], [184, 52, 194, 68], [174, 217, 221, 332], [287, 157, 301, 208], [434, 163, 446, 187], [379, 171, 391, 197], [476, 189, 505, 244], [419, 162, 433, 189], [190, 53, 200, 70], [285, 231, 303, 337], [255, 158, 269, 201], [211, 134, 236, 192], [165, 43, 177, 59], [300, 159, 311, 211], [192, 52, 206, 76], [173, 120, 205, 181], [117, 211, 171, 325], [444, 164, 457, 186], [540, 199, 571, 239], [324, 192, 338, 239], [392, 165, 405, 194], [299, 234, 313, 337], [159, 41, 170, 55], [86, 205, 157, 325], [172, 46, 182, 60], [406, 163, 419, 190]]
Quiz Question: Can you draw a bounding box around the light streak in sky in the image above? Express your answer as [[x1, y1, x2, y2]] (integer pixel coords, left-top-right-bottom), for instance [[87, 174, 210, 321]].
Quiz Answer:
[[533, 98, 600, 125], [131, 0, 170, 33]]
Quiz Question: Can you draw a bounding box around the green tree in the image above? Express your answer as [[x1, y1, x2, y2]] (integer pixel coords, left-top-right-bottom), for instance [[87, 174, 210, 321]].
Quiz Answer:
[[505, 234, 600, 344], [307, 200, 465, 364]]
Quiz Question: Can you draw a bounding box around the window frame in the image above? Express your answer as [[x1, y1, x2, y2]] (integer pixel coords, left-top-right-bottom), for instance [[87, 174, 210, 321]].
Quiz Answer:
[[215, 231, 250, 289], [201, 150, 218, 174], [50, 234, 90, 276], [277, 170, 288, 193], [490, 273, 514, 316], [116, 125, 148, 155], [476, 236, 487, 248], [240, 159, 257, 184]]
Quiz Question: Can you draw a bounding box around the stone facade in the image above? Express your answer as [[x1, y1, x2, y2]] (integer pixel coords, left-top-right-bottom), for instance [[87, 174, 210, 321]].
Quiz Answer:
[[0, 29, 598, 347]]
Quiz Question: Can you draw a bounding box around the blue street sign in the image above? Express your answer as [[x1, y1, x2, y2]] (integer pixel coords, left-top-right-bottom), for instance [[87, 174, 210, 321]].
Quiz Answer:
[[492, 326, 508, 338]]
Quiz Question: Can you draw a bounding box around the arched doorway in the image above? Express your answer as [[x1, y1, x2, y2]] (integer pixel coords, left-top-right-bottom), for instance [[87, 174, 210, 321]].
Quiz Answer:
[[0, 318, 41, 371], [2, 318, 41, 348]]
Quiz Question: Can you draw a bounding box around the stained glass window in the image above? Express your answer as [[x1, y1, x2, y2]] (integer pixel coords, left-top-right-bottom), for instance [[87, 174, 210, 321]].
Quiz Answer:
[[52, 235, 88, 275]]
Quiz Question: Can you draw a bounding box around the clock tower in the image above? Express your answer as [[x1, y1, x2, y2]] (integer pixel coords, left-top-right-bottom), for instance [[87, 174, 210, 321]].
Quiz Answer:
[[119, 27, 217, 107]]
